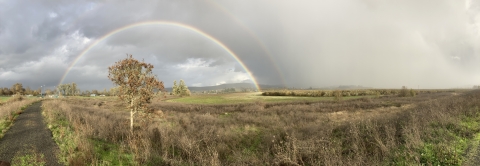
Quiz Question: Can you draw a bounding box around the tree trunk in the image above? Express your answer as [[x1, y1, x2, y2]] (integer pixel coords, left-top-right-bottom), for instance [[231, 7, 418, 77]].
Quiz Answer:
[[130, 109, 134, 132], [130, 100, 134, 132]]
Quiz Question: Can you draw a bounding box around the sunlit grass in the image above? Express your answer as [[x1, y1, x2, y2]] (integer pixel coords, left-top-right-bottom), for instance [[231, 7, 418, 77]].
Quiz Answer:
[[166, 92, 368, 104], [0, 96, 10, 103]]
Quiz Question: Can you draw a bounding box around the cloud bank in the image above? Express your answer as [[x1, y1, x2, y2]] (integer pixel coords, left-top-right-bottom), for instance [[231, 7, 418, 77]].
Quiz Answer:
[[0, 0, 479, 90]]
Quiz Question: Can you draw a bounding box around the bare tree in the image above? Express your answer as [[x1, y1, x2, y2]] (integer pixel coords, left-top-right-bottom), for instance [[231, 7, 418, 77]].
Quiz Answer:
[[108, 54, 165, 131]]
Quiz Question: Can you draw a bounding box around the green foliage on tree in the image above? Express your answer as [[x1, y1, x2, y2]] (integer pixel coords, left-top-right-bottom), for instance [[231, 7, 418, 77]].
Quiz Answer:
[[399, 86, 416, 97], [333, 90, 343, 102], [71, 83, 77, 96], [109, 86, 119, 96], [108, 54, 165, 131], [178, 80, 191, 96], [57, 83, 78, 96], [172, 80, 179, 95], [172, 80, 191, 96], [409, 89, 416, 97], [10, 83, 24, 95]]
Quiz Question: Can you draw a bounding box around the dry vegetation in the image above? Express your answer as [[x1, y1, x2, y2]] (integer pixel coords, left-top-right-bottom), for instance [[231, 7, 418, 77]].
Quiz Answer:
[[0, 95, 40, 137], [262, 89, 466, 97], [41, 90, 480, 165]]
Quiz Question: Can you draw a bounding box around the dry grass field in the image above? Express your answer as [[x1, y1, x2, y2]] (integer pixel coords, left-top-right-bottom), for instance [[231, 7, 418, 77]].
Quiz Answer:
[[40, 90, 480, 165]]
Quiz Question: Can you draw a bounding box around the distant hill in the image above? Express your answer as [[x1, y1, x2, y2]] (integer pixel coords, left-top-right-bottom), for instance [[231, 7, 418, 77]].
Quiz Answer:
[[165, 83, 255, 92], [164, 83, 285, 92], [164, 83, 376, 92], [319, 85, 373, 90]]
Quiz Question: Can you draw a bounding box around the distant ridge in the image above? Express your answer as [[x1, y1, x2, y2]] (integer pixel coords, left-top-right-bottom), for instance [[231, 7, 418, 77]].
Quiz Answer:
[[164, 83, 284, 92], [164, 83, 374, 92]]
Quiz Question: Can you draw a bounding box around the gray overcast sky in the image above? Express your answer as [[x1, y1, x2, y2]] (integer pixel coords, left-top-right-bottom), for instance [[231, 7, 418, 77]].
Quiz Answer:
[[1, 0, 480, 91]]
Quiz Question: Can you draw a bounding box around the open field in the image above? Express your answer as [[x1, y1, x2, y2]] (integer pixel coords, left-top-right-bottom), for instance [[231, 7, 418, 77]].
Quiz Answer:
[[38, 90, 480, 165], [0, 97, 10, 103], [165, 92, 368, 104], [262, 89, 469, 97]]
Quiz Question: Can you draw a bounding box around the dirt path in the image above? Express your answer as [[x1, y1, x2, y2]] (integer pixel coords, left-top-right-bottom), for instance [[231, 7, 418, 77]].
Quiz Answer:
[[0, 101, 61, 165]]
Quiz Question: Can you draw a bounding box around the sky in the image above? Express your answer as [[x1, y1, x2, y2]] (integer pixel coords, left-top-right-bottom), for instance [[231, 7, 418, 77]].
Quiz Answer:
[[1, 0, 480, 91]]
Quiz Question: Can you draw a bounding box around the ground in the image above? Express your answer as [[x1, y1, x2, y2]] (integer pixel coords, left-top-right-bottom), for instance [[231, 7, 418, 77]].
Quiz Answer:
[[0, 97, 10, 103], [1, 91, 479, 165], [165, 92, 367, 104], [0, 102, 61, 165]]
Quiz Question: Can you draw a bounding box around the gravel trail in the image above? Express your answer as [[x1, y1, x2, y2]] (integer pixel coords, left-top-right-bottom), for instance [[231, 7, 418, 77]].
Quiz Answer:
[[0, 101, 61, 165]]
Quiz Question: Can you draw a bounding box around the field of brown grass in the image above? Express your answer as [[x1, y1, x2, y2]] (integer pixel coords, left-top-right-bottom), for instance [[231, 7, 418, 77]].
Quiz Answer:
[[262, 89, 467, 97], [41, 90, 480, 165]]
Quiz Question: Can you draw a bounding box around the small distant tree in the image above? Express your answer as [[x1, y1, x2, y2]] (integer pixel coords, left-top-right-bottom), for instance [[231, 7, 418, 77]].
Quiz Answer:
[[333, 90, 343, 102], [409, 89, 416, 97], [178, 79, 191, 96], [46, 89, 52, 95], [25, 87, 32, 95], [58, 84, 68, 96], [108, 54, 165, 131], [11, 83, 24, 95], [37, 88, 42, 96], [71, 83, 77, 96], [109, 86, 119, 96], [172, 80, 178, 95], [399, 86, 416, 97], [4, 88, 12, 96], [84, 90, 91, 96]]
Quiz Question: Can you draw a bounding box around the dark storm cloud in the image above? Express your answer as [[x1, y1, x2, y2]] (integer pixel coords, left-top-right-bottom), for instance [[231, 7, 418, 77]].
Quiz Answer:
[[1, 0, 480, 90], [0, 0, 96, 68]]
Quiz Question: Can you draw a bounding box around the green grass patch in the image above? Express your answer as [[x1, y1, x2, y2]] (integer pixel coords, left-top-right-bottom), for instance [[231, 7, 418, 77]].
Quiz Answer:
[[0, 96, 10, 103], [45, 111, 77, 165], [11, 149, 46, 166], [166, 92, 366, 104], [90, 138, 135, 166], [418, 111, 480, 165], [387, 106, 480, 165], [43, 104, 136, 165]]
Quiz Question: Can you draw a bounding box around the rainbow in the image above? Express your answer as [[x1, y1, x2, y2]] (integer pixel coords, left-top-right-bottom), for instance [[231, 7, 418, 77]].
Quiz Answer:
[[59, 21, 261, 91], [206, 0, 287, 87]]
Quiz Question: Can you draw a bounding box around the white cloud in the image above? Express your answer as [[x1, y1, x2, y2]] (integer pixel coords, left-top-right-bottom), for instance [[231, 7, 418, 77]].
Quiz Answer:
[[2, 0, 480, 89], [49, 12, 58, 18]]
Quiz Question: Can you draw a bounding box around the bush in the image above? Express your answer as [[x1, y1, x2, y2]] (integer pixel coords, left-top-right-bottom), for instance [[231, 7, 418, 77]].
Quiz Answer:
[[8, 93, 24, 103], [333, 90, 342, 102], [398, 86, 416, 97]]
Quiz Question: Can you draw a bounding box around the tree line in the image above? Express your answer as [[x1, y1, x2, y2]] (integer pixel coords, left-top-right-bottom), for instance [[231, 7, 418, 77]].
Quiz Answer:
[[0, 82, 116, 97], [0, 83, 40, 96]]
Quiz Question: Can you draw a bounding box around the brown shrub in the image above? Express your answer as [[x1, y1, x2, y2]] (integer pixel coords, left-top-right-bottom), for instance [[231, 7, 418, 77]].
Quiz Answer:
[[40, 90, 480, 165], [7, 94, 24, 103]]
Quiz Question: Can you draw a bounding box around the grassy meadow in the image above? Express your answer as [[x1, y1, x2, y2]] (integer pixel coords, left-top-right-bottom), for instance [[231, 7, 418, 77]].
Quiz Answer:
[[38, 90, 480, 165], [165, 92, 367, 104], [0, 96, 10, 103]]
